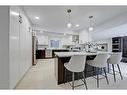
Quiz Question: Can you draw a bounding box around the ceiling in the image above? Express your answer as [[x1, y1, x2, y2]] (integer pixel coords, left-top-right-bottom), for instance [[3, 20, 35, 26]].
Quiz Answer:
[[23, 6, 127, 34]]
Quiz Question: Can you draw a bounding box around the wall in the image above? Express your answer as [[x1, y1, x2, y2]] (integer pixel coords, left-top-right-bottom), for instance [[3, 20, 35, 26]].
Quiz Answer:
[[36, 34, 74, 48], [9, 6, 32, 89], [48, 36, 62, 48], [61, 35, 74, 46], [79, 29, 92, 44], [93, 39, 112, 52], [91, 9, 127, 41], [79, 28, 112, 52], [90, 13, 127, 52], [92, 23, 127, 41], [0, 6, 9, 89], [37, 35, 48, 45]]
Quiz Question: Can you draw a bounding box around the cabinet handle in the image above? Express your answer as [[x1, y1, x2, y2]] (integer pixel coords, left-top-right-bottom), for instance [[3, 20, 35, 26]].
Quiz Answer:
[[19, 15, 22, 24]]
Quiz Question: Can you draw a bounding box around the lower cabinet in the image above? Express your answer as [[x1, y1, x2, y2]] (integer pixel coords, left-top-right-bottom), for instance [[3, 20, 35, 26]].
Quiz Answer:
[[36, 50, 45, 59], [36, 49, 69, 59]]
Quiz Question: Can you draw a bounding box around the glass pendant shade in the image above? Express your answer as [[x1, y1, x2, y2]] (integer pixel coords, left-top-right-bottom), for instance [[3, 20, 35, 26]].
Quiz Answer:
[[88, 27, 93, 31], [67, 22, 72, 28]]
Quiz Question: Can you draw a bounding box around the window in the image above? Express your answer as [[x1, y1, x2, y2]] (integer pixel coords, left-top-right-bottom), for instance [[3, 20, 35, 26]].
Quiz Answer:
[[50, 40, 59, 48]]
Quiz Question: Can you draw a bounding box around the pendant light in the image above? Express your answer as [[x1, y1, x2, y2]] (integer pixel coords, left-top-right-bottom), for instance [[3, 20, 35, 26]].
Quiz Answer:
[[67, 9, 72, 28], [88, 16, 94, 31]]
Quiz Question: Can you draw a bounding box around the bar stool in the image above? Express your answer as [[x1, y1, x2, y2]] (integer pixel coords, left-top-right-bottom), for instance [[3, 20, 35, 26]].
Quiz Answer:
[[64, 55, 87, 90], [107, 52, 123, 83], [86, 53, 109, 88]]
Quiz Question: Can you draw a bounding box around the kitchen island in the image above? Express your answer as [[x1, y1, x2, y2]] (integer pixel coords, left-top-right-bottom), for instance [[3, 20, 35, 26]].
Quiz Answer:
[[54, 51, 110, 85]]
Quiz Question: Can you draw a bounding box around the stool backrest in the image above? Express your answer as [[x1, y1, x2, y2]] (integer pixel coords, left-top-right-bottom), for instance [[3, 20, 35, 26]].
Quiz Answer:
[[67, 55, 86, 72], [108, 52, 122, 64], [94, 53, 109, 67]]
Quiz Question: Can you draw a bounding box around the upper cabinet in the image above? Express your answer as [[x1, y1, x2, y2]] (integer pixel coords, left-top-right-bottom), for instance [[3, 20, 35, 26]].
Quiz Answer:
[[37, 35, 48, 45], [62, 35, 76, 46]]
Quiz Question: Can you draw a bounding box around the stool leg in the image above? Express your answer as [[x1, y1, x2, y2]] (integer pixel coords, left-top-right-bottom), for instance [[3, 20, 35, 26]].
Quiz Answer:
[[117, 64, 123, 80], [85, 65, 87, 77], [112, 64, 116, 83], [96, 67, 99, 88], [103, 67, 109, 84], [107, 63, 109, 73], [72, 72, 75, 90], [64, 68, 66, 84], [82, 71, 88, 89]]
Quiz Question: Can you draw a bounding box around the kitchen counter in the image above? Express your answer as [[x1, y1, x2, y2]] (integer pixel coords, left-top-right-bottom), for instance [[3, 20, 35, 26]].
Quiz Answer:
[[37, 48, 68, 50], [54, 51, 111, 57]]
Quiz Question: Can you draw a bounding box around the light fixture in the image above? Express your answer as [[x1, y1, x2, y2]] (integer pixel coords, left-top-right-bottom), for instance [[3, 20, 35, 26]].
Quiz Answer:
[[88, 16, 94, 31], [67, 9, 72, 28], [10, 11, 19, 16], [84, 16, 95, 52], [76, 24, 79, 27], [88, 27, 93, 31], [35, 16, 40, 20], [67, 22, 72, 28]]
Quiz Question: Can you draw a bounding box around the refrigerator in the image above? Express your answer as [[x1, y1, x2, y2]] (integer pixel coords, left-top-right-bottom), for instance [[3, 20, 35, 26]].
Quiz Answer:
[[32, 36, 38, 65]]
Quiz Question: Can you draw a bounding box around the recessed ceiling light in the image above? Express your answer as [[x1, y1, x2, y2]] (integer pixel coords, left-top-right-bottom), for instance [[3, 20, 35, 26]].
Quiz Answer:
[[76, 24, 79, 27], [35, 16, 40, 20]]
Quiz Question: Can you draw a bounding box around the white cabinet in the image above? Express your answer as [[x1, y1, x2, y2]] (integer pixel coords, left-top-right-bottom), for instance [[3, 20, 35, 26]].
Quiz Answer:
[[10, 6, 32, 89], [45, 49, 52, 58], [37, 35, 48, 45], [62, 36, 75, 46]]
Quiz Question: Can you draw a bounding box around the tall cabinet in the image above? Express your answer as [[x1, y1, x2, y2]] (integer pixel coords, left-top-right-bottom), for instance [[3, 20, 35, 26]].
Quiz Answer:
[[122, 36, 127, 62], [10, 6, 32, 88], [112, 37, 123, 52], [112, 37, 127, 63]]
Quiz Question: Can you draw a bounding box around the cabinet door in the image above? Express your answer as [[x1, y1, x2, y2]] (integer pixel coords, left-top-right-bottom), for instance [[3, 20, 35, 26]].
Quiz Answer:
[[10, 6, 20, 88], [123, 37, 127, 57]]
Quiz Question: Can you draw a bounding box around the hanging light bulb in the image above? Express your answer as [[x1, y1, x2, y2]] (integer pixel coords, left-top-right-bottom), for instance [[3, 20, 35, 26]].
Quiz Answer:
[[88, 27, 93, 31], [67, 22, 72, 28]]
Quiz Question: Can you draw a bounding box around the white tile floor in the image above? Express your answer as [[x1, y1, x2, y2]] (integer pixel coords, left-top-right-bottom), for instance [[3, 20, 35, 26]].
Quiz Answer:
[[16, 59, 127, 89]]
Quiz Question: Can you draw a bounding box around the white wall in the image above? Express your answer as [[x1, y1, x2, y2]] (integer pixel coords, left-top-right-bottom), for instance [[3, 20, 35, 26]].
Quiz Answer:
[[61, 35, 74, 46], [0, 6, 9, 89], [9, 6, 32, 89], [48, 36, 62, 48], [92, 22, 127, 41], [79, 27, 112, 52], [36, 34, 74, 48], [93, 39, 112, 52], [37, 35, 48, 45], [90, 14, 127, 52], [79, 29, 92, 44]]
